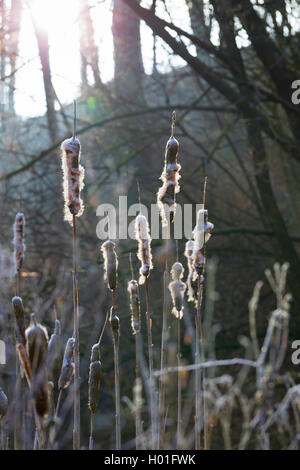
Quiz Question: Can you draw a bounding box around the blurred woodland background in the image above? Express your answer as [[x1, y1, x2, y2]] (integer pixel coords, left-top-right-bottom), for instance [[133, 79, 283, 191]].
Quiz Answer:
[[0, 0, 300, 450]]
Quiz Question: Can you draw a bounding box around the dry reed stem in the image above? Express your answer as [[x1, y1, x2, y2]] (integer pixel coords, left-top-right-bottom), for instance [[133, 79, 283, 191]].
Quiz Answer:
[[13, 213, 25, 449], [158, 236, 169, 449], [72, 214, 80, 450], [144, 276, 156, 449], [177, 315, 182, 449], [110, 307, 121, 449]]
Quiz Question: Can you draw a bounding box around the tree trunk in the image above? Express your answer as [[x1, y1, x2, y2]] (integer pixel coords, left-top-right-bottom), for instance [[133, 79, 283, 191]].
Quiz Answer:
[[78, 0, 101, 89], [112, 0, 144, 103], [32, 20, 57, 141], [8, 0, 22, 113]]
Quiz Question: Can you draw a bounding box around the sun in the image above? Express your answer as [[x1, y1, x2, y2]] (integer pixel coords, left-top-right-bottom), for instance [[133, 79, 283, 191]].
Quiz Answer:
[[29, 0, 77, 33]]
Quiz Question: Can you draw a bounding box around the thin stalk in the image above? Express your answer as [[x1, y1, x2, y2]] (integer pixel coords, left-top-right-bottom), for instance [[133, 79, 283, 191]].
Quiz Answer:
[[89, 411, 94, 450], [72, 214, 80, 450], [195, 275, 207, 449], [15, 270, 24, 450], [55, 389, 63, 417], [158, 236, 169, 448], [177, 316, 182, 449], [113, 336, 121, 449], [145, 276, 156, 449], [135, 332, 140, 450]]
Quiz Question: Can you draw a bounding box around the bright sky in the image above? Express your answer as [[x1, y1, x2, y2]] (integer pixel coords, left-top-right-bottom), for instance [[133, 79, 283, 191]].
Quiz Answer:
[[14, 0, 192, 117]]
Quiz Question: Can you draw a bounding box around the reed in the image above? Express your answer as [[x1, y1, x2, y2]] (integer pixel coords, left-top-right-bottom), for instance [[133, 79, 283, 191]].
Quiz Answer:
[[158, 112, 181, 448], [0, 388, 8, 450], [109, 307, 121, 449], [192, 180, 214, 449], [134, 213, 156, 448], [128, 278, 142, 449], [168, 261, 186, 448], [88, 312, 108, 450], [61, 103, 85, 450], [12, 213, 25, 449]]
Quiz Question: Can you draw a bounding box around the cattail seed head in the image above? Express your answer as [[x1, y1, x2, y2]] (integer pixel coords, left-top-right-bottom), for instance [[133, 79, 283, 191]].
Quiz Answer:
[[128, 280, 141, 335], [25, 314, 49, 417], [47, 319, 62, 374], [11, 296, 26, 346], [13, 212, 25, 273], [157, 136, 181, 226], [192, 209, 214, 275], [135, 214, 153, 285], [61, 137, 85, 224], [184, 240, 196, 303], [109, 307, 120, 343], [101, 240, 118, 291], [168, 262, 186, 319], [0, 388, 8, 419], [58, 337, 75, 390], [88, 343, 101, 414]]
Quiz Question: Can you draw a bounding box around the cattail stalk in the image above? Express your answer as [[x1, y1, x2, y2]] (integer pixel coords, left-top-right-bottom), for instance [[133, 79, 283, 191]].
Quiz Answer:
[[135, 214, 156, 448], [88, 313, 108, 450], [0, 388, 8, 450], [158, 114, 180, 448], [13, 213, 25, 449], [158, 238, 169, 449], [193, 178, 214, 450], [61, 106, 84, 450], [177, 316, 182, 448], [72, 215, 80, 450], [109, 307, 121, 449], [168, 261, 186, 448], [128, 277, 142, 449], [88, 344, 101, 450]]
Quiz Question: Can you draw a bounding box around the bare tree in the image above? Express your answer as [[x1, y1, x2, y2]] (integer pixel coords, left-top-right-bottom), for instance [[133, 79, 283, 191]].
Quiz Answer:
[[7, 0, 22, 113], [31, 18, 57, 141], [112, 0, 144, 102], [121, 0, 300, 311], [78, 0, 101, 89]]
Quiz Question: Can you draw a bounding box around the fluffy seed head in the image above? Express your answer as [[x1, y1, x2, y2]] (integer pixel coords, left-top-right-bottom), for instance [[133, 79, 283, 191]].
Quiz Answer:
[[11, 296, 26, 346], [109, 307, 120, 343], [88, 343, 101, 414], [0, 388, 8, 419], [169, 262, 186, 319], [157, 136, 181, 226], [58, 337, 75, 390], [25, 314, 49, 417], [128, 280, 141, 335], [47, 319, 62, 374], [13, 212, 25, 273], [61, 137, 85, 224], [135, 214, 153, 284], [184, 240, 196, 303], [101, 240, 118, 291], [192, 209, 214, 275]]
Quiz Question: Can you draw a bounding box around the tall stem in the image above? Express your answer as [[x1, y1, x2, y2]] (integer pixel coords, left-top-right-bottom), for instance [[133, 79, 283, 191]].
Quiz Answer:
[[113, 337, 121, 449], [158, 236, 169, 448], [135, 332, 140, 450], [145, 276, 156, 449], [72, 215, 80, 450], [15, 271, 24, 449], [177, 316, 182, 449], [89, 411, 94, 450]]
